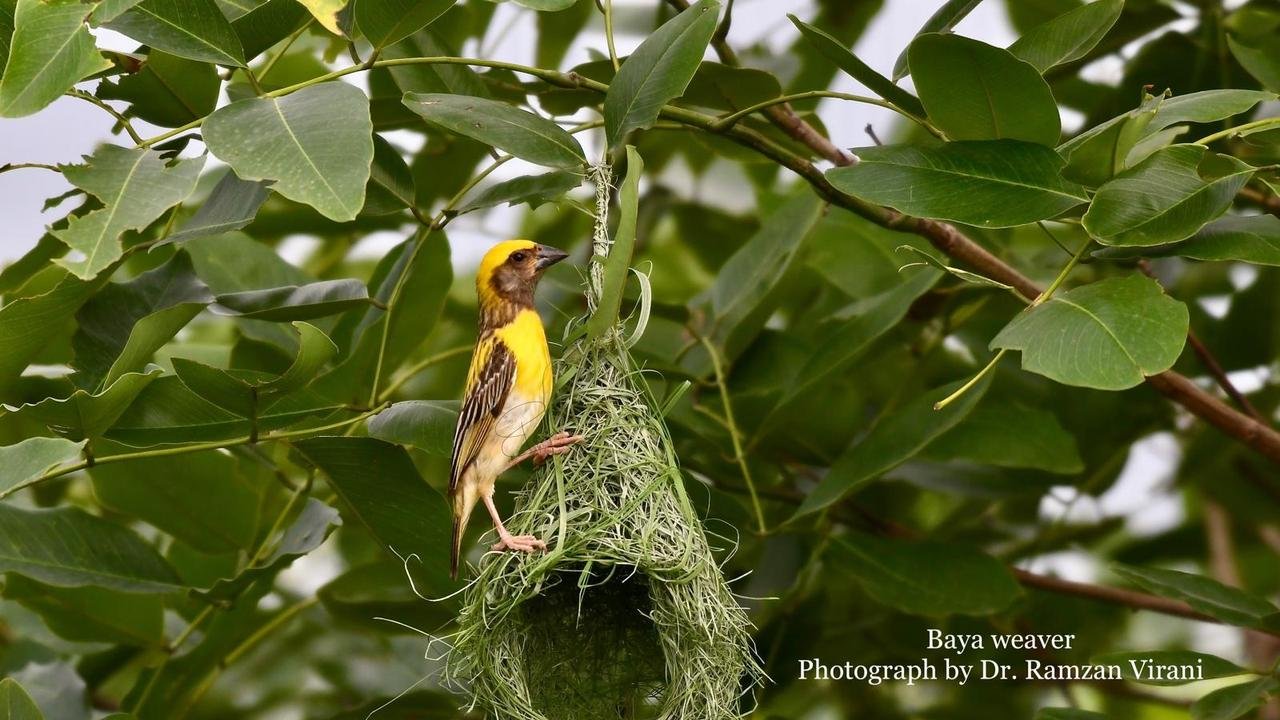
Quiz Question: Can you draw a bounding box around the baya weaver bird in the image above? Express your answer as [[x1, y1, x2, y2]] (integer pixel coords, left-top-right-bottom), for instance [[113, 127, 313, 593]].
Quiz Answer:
[[449, 240, 581, 579]]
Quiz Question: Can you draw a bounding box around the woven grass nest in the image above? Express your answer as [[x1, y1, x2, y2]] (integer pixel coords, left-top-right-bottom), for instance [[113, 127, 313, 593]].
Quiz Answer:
[[447, 318, 762, 718]]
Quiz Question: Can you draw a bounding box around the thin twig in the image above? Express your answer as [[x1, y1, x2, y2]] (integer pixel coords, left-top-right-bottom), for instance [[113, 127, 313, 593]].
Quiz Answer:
[[66, 90, 144, 144]]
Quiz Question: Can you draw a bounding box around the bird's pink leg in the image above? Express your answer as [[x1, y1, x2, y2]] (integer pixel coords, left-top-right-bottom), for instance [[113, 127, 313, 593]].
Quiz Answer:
[[500, 431, 584, 472], [482, 493, 545, 553]]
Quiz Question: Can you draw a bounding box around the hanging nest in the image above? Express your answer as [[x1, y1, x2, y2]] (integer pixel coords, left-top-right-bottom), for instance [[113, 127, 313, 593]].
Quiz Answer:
[[447, 161, 762, 719]]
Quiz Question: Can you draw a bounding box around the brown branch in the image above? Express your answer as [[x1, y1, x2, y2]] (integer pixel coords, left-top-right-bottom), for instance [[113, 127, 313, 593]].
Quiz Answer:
[[1239, 185, 1280, 217], [648, 4, 1280, 468], [1137, 260, 1266, 421], [665, 0, 857, 166], [718, 478, 1271, 634], [1011, 569, 1245, 629]]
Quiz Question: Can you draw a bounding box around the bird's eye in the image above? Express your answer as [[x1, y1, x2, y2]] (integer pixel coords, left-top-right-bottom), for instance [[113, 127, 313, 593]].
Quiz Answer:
[[511, 251, 527, 263]]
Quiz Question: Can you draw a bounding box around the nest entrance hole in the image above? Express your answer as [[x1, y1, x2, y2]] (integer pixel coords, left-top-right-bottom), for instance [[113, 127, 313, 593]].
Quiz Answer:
[[517, 564, 669, 719]]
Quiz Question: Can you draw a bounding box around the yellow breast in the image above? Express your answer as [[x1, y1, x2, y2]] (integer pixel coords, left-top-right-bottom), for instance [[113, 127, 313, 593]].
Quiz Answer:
[[494, 309, 552, 403]]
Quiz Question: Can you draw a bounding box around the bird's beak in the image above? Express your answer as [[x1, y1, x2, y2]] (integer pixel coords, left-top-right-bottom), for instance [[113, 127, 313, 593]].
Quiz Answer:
[[535, 244, 569, 271]]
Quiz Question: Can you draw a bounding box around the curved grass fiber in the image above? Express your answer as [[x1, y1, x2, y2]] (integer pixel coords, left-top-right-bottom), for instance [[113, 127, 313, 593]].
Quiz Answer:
[[447, 164, 761, 718]]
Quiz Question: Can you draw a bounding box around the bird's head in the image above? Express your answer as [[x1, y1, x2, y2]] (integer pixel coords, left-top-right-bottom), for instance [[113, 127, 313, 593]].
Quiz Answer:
[[476, 239, 570, 308]]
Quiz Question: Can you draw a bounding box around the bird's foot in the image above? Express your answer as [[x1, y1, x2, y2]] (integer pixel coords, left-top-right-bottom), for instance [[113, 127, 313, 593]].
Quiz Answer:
[[531, 431, 584, 466], [491, 534, 546, 553]]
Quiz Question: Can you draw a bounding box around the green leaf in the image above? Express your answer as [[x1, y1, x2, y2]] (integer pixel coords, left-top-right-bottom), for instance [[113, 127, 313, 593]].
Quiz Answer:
[[1036, 711, 1109, 720], [603, 0, 720, 148], [452, 170, 581, 216], [0, 505, 183, 593], [204, 82, 373, 221], [171, 358, 256, 416], [106, 0, 246, 66], [758, 268, 942, 438], [363, 135, 416, 216], [908, 33, 1060, 145], [1090, 651, 1249, 686], [296, 0, 346, 35], [402, 92, 585, 169], [1008, 0, 1123, 73], [0, 678, 44, 720], [796, 374, 992, 517], [1083, 144, 1255, 247], [212, 279, 373, 321], [703, 190, 824, 360], [312, 232, 450, 405], [1057, 94, 1161, 187], [1114, 565, 1280, 630], [787, 15, 925, 118], [2, 370, 161, 440], [1192, 678, 1280, 720], [536, 0, 591, 69], [891, 0, 984, 80], [513, 0, 574, 9], [166, 170, 271, 243], [318, 560, 455, 633], [91, 0, 145, 23], [93, 449, 264, 553], [586, 146, 642, 342], [383, 29, 487, 99], [52, 146, 205, 280], [199, 497, 340, 601], [0, 0, 15, 82], [1148, 89, 1276, 131], [0, 437, 85, 500], [993, 275, 1188, 390], [827, 141, 1089, 228], [894, 244, 1016, 291], [256, 321, 337, 395], [1229, 35, 1280, 92], [680, 61, 782, 112], [107, 375, 340, 445], [922, 401, 1084, 473], [3, 574, 163, 646], [97, 50, 219, 127], [1095, 215, 1280, 266], [73, 252, 214, 389], [0, 0, 110, 118], [367, 400, 457, 456], [230, 0, 308, 60], [829, 533, 1021, 616], [294, 437, 452, 585], [0, 270, 106, 393], [354, 0, 454, 49]]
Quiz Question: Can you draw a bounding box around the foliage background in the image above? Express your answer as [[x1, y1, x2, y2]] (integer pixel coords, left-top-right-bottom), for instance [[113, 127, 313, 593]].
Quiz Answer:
[[0, 0, 1279, 719]]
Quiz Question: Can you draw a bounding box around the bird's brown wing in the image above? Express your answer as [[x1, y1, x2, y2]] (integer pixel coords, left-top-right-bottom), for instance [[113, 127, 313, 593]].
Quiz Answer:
[[449, 334, 516, 495]]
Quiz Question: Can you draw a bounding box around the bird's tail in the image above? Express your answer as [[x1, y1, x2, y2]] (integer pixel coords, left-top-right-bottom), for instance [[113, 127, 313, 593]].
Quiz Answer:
[[450, 489, 475, 580]]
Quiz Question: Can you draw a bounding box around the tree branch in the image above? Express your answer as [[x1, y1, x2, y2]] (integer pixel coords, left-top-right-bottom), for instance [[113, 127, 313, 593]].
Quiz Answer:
[[1010, 568, 1261, 631], [653, 6, 1280, 468], [1240, 185, 1280, 217], [128, 50, 1280, 467]]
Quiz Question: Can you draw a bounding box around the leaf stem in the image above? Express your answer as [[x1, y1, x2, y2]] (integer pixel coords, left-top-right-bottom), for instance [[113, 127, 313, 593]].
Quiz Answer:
[[1194, 115, 1280, 145], [258, 19, 313, 82], [66, 90, 144, 144], [933, 349, 1007, 411], [366, 155, 511, 406], [697, 334, 767, 535], [712, 90, 945, 139], [935, 238, 1092, 411], [121, 50, 1280, 467], [0, 162, 59, 175], [4, 405, 387, 501], [602, 0, 621, 72], [376, 344, 472, 403]]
